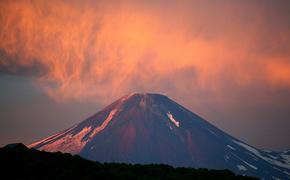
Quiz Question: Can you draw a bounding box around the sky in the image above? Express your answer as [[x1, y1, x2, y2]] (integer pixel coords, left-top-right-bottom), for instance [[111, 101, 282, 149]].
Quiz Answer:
[[0, 0, 290, 151]]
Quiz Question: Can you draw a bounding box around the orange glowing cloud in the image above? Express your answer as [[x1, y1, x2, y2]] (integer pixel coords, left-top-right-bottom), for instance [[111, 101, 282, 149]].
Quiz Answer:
[[0, 0, 290, 104]]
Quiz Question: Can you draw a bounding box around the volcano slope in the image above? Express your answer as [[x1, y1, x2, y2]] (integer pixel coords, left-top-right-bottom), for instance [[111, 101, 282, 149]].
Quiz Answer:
[[29, 93, 290, 179]]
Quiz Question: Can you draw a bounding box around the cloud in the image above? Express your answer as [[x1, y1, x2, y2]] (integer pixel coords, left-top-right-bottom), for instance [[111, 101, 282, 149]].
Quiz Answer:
[[0, 49, 47, 77], [0, 0, 289, 105]]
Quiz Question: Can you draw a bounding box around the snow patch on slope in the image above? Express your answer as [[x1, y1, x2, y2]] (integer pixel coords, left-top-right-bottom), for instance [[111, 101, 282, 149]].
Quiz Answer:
[[268, 154, 279, 160], [224, 154, 230, 161], [227, 150, 258, 170], [232, 140, 290, 170], [30, 109, 118, 154], [281, 153, 290, 164], [28, 126, 76, 148], [243, 160, 258, 170], [227, 145, 236, 151], [237, 165, 247, 171], [89, 109, 118, 139], [284, 170, 290, 176], [167, 112, 180, 127], [207, 129, 218, 137], [121, 93, 136, 102], [39, 126, 92, 154], [28, 134, 59, 148]]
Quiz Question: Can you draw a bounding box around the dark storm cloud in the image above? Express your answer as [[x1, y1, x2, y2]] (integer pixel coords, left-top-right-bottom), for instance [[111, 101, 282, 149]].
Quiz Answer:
[[0, 49, 48, 77]]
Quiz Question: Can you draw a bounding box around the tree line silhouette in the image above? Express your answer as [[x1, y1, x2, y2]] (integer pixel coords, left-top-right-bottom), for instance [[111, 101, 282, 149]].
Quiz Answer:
[[0, 143, 258, 179]]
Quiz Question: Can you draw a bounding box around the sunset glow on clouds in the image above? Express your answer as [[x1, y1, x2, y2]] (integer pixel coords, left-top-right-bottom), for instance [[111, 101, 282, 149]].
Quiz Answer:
[[1, 0, 289, 103], [1, 0, 290, 149]]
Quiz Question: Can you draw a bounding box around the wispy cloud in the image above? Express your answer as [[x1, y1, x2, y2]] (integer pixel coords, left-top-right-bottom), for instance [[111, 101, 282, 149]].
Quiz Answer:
[[0, 0, 289, 104]]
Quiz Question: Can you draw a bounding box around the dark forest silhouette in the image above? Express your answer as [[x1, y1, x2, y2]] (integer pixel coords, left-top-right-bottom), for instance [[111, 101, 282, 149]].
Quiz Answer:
[[0, 143, 257, 179]]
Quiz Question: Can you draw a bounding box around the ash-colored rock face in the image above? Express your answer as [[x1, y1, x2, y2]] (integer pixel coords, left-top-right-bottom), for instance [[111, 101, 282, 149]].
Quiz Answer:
[[29, 93, 290, 179]]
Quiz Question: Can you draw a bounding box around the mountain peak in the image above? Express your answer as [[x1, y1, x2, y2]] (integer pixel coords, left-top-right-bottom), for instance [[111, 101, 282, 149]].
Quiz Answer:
[[120, 92, 168, 101], [29, 93, 290, 179], [113, 92, 171, 112]]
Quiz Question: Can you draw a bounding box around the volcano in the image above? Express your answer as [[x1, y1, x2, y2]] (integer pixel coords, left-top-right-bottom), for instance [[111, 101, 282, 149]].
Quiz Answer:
[[29, 93, 290, 179]]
